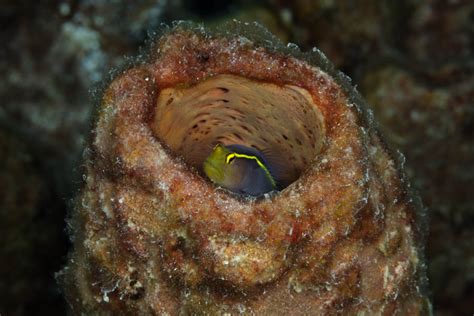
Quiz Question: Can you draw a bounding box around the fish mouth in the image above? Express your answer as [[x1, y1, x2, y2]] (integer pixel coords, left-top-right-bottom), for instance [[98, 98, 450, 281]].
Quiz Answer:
[[203, 161, 222, 182]]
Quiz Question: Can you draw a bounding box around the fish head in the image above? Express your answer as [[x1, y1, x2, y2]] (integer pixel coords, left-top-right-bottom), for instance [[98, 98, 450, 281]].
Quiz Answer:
[[203, 144, 236, 186]]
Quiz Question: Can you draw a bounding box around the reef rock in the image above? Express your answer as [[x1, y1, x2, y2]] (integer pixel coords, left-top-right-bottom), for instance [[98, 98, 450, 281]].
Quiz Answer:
[[62, 22, 430, 315]]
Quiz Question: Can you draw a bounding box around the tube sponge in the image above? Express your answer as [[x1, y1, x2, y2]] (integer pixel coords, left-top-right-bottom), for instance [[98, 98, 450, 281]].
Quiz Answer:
[[61, 21, 430, 315]]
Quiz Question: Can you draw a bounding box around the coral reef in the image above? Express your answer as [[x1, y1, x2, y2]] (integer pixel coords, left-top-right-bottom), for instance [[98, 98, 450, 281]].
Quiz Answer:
[[0, 129, 67, 315], [359, 2, 474, 314], [269, 0, 409, 69], [62, 22, 429, 315], [362, 64, 474, 316]]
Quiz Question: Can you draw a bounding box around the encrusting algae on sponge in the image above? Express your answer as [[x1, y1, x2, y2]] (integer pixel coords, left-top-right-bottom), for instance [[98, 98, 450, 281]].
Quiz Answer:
[[60, 21, 431, 315]]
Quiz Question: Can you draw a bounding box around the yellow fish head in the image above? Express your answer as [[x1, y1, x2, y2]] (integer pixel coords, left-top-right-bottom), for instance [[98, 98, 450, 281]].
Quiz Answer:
[[203, 144, 234, 186]]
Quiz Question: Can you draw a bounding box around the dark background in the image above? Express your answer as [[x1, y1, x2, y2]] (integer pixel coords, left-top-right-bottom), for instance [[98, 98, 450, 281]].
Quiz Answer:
[[0, 0, 473, 315]]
